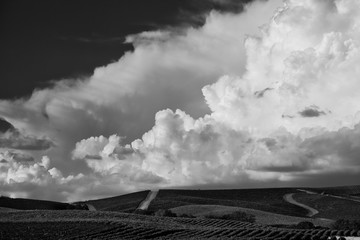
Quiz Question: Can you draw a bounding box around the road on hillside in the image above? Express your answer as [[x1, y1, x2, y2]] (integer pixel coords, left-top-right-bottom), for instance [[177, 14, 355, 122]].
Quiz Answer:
[[86, 204, 96, 211], [137, 190, 159, 210], [283, 193, 319, 217]]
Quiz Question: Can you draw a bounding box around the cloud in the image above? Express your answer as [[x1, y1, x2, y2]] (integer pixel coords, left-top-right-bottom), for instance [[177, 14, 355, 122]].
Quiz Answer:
[[254, 87, 273, 98], [0, 129, 54, 150], [72, 0, 360, 194], [0, 0, 280, 178], [0, 152, 118, 202], [3, 0, 360, 201]]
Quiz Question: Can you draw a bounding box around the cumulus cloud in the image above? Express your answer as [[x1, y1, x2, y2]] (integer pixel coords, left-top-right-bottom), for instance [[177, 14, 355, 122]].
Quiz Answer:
[[0, 152, 117, 202], [72, 0, 360, 194], [2, 0, 360, 201], [0, 0, 280, 178]]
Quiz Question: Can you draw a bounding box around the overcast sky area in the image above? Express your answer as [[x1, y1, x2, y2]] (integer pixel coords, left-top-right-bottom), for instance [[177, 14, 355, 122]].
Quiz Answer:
[[1, 0, 360, 202]]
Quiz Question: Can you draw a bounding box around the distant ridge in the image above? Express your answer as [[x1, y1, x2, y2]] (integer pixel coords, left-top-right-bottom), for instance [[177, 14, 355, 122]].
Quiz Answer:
[[0, 196, 85, 210]]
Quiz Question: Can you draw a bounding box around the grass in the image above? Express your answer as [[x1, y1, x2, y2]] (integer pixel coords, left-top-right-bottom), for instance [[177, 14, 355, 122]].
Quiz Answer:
[[81, 190, 150, 212], [170, 204, 333, 227], [292, 192, 360, 220], [148, 188, 309, 217]]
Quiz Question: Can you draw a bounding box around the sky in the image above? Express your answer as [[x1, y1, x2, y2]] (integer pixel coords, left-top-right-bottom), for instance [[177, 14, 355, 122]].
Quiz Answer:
[[1, 0, 360, 202]]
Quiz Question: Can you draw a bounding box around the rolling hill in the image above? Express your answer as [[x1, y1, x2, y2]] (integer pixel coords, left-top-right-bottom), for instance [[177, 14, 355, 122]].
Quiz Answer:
[[0, 196, 86, 211], [147, 188, 309, 217], [81, 190, 150, 212], [170, 204, 333, 227]]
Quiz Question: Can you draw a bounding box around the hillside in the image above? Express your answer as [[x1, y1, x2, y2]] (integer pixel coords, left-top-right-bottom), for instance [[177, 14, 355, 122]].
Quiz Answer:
[[293, 192, 360, 220], [308, 185, 360, 197], [82, 190, 149, 212], [170, 204, 333, 227], [148, 188, 309, 217], [0, 196, 85, 211]]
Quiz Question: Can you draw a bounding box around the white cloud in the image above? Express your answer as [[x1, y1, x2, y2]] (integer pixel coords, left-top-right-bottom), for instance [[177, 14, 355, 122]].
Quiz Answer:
[[0, 0, 280, 179], [72, 0, 360, 195]]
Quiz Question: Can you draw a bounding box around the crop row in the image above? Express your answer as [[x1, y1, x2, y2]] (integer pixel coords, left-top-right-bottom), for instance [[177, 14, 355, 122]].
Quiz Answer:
[[171, 216, 261, 229], [1, 220, 360, 239], [0, 221, 114, 240]]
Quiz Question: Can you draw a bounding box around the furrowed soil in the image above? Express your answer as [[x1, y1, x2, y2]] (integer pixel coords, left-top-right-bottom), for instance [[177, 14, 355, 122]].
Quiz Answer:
[[1, 210, 359, 240]]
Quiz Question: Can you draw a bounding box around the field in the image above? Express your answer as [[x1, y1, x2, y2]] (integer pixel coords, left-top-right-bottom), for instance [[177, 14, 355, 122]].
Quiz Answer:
[[1, 210, 360, 240], [292, 193, 360, 220], [170, 205, 332, 227], [148, 188, 310, 217]]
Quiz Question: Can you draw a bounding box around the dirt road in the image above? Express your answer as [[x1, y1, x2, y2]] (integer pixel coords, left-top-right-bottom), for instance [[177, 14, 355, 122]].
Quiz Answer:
[[137, 190, 158, 210], [283, 193, 319, 217]]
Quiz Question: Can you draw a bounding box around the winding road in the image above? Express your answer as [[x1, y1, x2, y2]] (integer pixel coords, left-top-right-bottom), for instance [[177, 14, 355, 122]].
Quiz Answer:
[[137, 190, 159, 210], [283, 193, 319, 217]]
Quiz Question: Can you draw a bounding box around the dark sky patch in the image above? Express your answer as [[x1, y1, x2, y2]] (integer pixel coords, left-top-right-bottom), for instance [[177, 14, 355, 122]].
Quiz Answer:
[[0, 118, 14, 132], [0, 0, 252, 100], [299, 106, 326, 118]]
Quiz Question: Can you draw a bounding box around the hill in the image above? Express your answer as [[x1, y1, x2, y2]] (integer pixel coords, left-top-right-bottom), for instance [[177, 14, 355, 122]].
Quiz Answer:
[[0, 196, 86, 211], [292, 192, 360, 220], [82, 190, 149, 212], [148, 188, 309, 217], [308, 185, 360, 197]]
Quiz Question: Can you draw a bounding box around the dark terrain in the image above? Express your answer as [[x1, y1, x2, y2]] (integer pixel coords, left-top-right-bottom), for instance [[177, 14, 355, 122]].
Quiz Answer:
[[1, 186, 360, 239]]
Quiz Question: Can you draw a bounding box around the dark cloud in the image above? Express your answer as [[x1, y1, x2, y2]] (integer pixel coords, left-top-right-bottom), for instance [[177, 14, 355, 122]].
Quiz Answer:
[[11, 152, 35, 163], [0, 130, 54, 151], [258, 138, 277, 150], [299, 106, 326, 118], [0, 117, 14, 133], [260, 165, 308, 173], [300, 124, 360, 166], [281, 114, 295, 119], [84, 154, 102, 160], [254, 87, 273, 98]]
